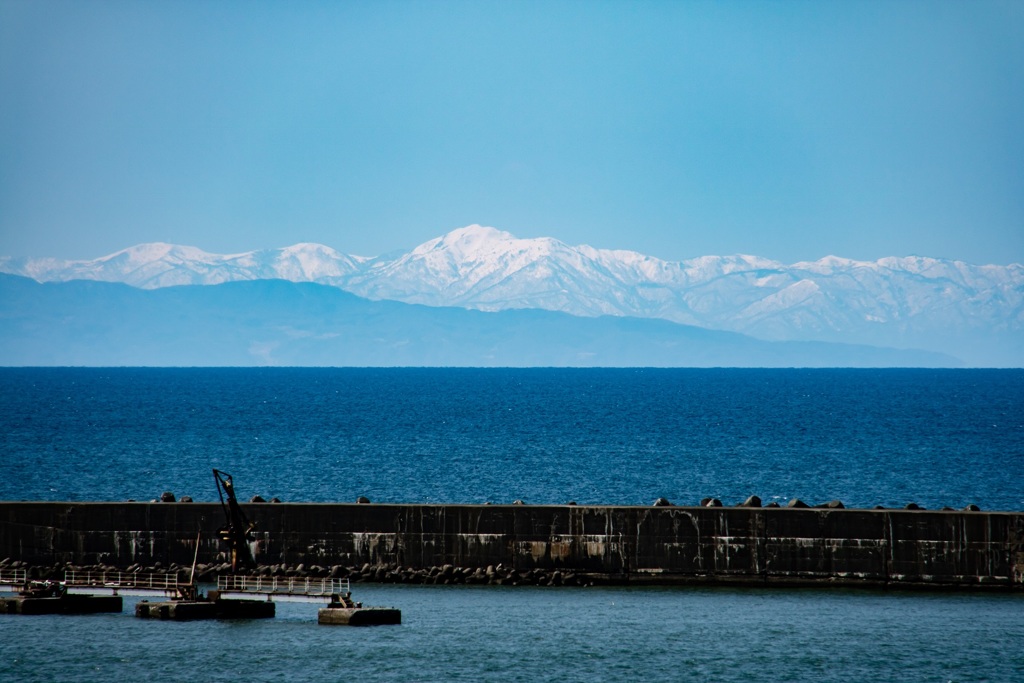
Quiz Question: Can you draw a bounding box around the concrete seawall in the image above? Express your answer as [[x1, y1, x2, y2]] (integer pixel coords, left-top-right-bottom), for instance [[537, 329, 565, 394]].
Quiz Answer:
[[2, 502, 1022, 590]]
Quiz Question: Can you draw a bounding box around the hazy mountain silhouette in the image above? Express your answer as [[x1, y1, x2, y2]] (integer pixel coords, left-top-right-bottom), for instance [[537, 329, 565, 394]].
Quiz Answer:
[[0, 274, 960, 367]]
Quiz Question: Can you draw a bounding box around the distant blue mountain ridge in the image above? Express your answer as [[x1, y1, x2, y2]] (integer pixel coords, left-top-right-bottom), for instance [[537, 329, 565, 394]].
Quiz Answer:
[[0, 273, 960, 367]]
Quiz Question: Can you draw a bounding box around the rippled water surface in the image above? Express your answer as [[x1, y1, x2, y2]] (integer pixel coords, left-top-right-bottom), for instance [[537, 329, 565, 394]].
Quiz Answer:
[[2, 585, 1023, 683]]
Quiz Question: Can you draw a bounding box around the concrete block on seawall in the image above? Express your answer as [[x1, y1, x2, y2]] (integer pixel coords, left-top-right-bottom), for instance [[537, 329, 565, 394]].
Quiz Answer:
[[318, 606, 401, 626]]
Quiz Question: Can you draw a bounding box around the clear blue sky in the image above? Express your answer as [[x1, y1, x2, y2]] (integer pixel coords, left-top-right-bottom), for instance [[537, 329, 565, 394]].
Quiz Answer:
[[1, 0, 1022, 264]]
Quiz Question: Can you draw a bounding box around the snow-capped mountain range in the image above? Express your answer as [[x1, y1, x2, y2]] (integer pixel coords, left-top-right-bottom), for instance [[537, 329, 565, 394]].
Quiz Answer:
[[3, 225, 1022, 365]]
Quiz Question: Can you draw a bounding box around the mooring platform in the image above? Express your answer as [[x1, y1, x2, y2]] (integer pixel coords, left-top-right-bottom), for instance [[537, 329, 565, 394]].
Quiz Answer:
[[0, 593, 122, 615], [133, 576, 388, 622], [1, 569, 125, 615], [318, 606, 402, 626], [135, 598, 275, 620], [3, 568, 400, 624]]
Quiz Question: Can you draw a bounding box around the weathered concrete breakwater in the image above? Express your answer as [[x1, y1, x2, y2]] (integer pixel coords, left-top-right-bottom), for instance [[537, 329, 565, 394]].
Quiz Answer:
[[2, 502, 1022, 590]]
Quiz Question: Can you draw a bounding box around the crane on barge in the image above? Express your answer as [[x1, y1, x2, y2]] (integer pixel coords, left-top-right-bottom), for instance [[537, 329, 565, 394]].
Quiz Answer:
[[205, 468, 398, 624], [212, 468, 258, 573]]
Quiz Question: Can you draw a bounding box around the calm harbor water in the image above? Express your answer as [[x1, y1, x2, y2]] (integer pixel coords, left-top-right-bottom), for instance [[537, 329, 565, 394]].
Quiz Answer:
[[3, 584, 1023, 683]]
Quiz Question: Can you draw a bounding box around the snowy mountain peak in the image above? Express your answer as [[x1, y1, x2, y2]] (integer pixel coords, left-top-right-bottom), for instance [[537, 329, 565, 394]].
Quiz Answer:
[[102, 242, 221, 265], [271, 243, 365, 276], [792, 255, 874, 274], [1, 225, 1021, 365], [280, 242, 341, 256], [438, 224, 514, 247], [389, 225, 575, 290], [413, 225, 533, 261]]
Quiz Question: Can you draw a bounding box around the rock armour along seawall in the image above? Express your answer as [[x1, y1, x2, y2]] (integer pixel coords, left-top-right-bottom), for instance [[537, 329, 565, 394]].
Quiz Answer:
[[1, 502, 1022, 590]]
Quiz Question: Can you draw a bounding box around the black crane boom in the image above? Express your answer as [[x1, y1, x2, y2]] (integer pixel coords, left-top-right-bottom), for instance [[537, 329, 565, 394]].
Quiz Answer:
[[212, 469, 257, 573]]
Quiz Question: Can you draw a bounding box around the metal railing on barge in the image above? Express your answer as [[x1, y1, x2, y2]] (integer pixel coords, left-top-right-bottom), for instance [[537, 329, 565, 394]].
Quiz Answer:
[[216, 575, 350, 603], [63, 570, 188, 597], [3, 568, 351, 603], [0, 569, 28, 591]]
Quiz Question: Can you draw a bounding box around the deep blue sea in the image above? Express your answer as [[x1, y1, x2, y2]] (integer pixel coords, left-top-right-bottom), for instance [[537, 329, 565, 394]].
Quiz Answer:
[[2, 367, 1023, 682], [1, 367, 1021, 509]]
